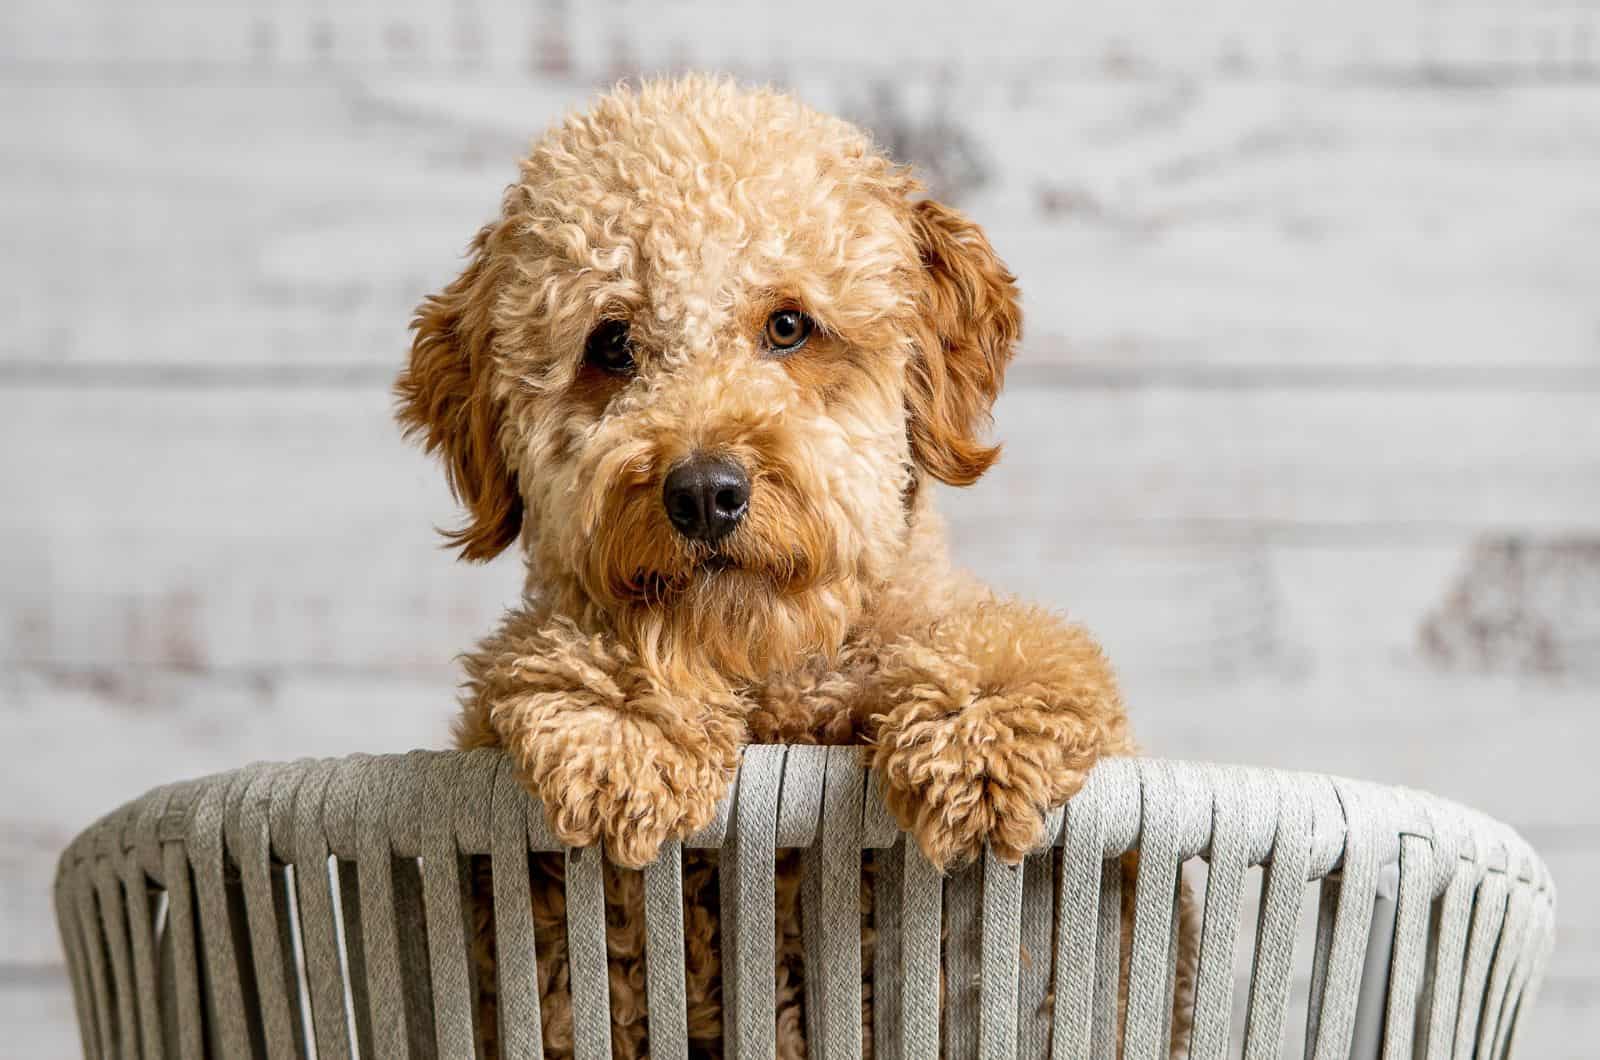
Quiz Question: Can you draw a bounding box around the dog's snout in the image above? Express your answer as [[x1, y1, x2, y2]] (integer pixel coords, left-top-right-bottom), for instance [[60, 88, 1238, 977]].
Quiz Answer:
[[663, 455, 749, 542]]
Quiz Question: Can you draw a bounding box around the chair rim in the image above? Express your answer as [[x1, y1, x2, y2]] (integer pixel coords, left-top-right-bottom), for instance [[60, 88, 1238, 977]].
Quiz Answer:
[[55, 748, 1558, 1060]]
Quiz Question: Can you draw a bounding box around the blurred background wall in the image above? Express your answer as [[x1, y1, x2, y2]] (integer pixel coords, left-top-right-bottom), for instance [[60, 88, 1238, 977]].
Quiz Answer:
[[4, 0, 1598, 1052]]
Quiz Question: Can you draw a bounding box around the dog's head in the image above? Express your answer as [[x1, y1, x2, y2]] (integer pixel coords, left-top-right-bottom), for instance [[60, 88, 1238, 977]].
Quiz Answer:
[[397, 76, 1020, 679]]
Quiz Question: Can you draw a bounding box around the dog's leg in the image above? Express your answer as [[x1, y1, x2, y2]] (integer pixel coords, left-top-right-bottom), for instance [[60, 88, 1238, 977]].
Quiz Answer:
[[458, 611, 746, 868], [869, 598, 1133, 869]]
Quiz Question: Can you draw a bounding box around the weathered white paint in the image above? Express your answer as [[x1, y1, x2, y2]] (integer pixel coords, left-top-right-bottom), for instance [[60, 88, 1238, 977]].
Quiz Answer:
[[6, 74, 1599, 376], [4, 0, 1598, 1053]]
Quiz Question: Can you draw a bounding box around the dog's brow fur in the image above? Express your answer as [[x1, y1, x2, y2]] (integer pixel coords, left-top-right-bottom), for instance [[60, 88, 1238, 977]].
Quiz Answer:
[[396, 74, 1188, 1058]]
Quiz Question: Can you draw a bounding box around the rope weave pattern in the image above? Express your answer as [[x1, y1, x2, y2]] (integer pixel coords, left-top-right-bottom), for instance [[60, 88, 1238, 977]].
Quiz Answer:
[[54, 749, 1556, 1059]]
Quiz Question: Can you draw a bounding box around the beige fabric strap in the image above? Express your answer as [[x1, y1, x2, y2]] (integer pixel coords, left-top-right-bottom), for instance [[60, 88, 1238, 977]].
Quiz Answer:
[[54, 750, 1556, 1060]]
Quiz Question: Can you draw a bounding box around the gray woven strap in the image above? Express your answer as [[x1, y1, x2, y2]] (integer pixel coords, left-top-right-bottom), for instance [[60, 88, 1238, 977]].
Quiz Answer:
[[1242, 772, 1312, 1060], [899, 832, 943, 1058], [117, 818, 166, 1060], [642, 840, 689, 1060], [325, 759, 375, 1059], [1050, 768, 1104, 1057], [724, 744, 784, 1058], [979, 850, 1025, 1056], [1187, 767, 1249, 1060], [293, 758, 353, 1060], [943, 859, 981, 1060], [89, 826, 139, 1057], [813, 745, 866, 1060], [489, 757, 545, 1059], [52, 749, 1557, 1060], [565, 843, 612, 1060], [188, 771, 251, 1057], [1123, 760, 1183, 1059], [1016, 836, 1056, 1060]]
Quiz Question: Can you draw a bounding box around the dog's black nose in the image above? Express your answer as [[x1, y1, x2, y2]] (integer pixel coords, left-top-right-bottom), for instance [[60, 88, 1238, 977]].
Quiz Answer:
[[662, 455, 749, 542]]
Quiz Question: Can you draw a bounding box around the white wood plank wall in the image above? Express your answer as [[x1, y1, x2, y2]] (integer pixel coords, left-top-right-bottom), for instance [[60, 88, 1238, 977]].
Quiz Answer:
[[3, 0, 1597, 1053]]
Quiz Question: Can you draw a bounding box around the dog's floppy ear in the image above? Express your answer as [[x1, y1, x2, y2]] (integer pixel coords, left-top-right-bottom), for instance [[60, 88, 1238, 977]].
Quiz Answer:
[[904, 198, 1022, 486], [395, 224, 523, 561]]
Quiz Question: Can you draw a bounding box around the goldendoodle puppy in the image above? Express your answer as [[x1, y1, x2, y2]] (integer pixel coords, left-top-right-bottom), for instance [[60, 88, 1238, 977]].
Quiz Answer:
[[397, 75, 1155, 1057]]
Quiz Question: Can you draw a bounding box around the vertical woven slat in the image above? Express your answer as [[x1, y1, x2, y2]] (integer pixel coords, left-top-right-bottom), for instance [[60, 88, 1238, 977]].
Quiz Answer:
[[721, 784, 747, 1053], [1242, 778, 1311, 1060], [1051, 782, 1106, 1058], [266, 765, 319, 1059], [221, 766, 271, 1060], [1420, 863, 1477, 1060], [1124, 761, 1182, 1060], [978, 850, 1024, 1057], [57, 861, 100, 1060], [1309, 782, 1383, 1060], [1381, 835, 1434, 1060], [73, 863, 118, 1059], [394, 856, 440, 1058], [872, 837, 904, 1060], [863, 770, 902, 1060], [800, 840, 824, 1055], [91, 859, 143, 1059], [158, 890, 180, 1056], [777, 747, 828, 847], [336, 859, 374, 1056], [292, 760, 354, 1060], [1187, 771, 1248, 1060], [1015, 841, 1056, 1060], [161, 840, 206, 1060], [1503, 913, 1555, 1058], [1451, 872, 1509, 1058], [1304, 877, 1338, 1055], [225, 871, 269, 1060], [727, 745, 784, 1058], [136, 785, 181, 1058], [321, 758, 375, 1060], [782, 748, 826, 1056], [1090, 858, 1123, 1060], [1487, 886, 1541, 1060], [1348, 864, 1399, 1060], [565, 843, 613, 1060], [230, 770, 304, 1060], [642, 841, 690, 1060], [275, 866, 317, 1059], [447, 751, 508, 1055], [63, 874, 100, 1059], [943, 861, 981, 1060], [352, 758, 413, 1060], [815, 746, 866, 1060], [189, 780, 255, 1058], [418, 754, 477, 1059], [489, 758, 544, 1060], [118, 855, 165, 1060], [900, 838, 943, 1060], [1480, 878, 1532, 1057]]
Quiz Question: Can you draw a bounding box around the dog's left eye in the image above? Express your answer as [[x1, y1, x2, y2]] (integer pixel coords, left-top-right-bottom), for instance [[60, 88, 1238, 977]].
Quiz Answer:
[[584, 320, 635, 375], [764, 310, 813, 352]]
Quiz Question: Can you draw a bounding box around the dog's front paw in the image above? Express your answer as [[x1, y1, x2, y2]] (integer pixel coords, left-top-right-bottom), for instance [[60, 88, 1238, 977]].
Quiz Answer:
[[870, 620, 1124, 870], [508, 709, 736, 868], [874, 707, 1085, 869]]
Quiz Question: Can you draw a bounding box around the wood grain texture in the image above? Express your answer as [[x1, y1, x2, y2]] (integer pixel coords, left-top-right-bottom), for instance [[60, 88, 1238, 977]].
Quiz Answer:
[[4, 0, 1598, 1048], [5, 0, 1599, 76], [5, 72, 1598, 378]]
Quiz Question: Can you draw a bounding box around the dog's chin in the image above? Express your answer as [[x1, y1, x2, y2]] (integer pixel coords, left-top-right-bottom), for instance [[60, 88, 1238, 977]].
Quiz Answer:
[[608, 555, 856, 682]]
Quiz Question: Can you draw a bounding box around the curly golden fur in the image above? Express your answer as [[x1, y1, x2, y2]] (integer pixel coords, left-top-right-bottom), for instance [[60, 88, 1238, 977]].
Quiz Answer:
[[399, 75, 1186, 1057]]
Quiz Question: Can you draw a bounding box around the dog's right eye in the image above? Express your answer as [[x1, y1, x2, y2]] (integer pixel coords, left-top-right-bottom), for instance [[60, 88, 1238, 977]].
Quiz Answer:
[[584, 320, 635, 375]]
